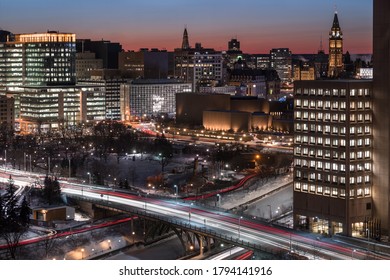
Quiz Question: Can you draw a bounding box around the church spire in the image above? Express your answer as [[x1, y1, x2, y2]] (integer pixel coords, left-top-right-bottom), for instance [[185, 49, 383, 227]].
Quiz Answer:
[[332, 12, 340, 30], [328, 11, 343, 78], [181, 27, 190, 50]]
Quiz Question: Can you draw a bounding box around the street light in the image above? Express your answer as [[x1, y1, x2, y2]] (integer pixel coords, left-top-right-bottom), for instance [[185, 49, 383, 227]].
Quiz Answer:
[[68, 157, 71, 178], [189, 202, 193, 222], [108, 239, 111, 249], [352, 249, 356, 259], [267, 205, 272, 221], [173, 185, 178, 200], [81, 248, 84, 259], [87, 172, 91, 184], [238, 216, 243, 238], [216, 194, 221, 207]]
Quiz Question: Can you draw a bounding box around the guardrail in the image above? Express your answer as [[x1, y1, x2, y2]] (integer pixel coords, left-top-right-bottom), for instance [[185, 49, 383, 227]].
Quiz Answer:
[[66, 193, 287, 256]]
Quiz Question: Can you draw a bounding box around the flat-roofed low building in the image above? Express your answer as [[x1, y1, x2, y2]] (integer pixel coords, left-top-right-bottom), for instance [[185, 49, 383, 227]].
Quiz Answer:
[[203, 110, 251, 132], [176, 92, 230, 126], [121, 79, 192, 121]]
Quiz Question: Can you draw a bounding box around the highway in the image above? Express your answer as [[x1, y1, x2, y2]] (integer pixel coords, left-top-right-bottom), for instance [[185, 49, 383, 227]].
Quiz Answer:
[[61, 185, 374, 260], [1, 167, 388, 260]]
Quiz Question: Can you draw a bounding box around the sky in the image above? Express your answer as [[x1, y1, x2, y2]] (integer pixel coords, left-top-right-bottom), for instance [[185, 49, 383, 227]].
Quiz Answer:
[[0, 0, 373, 54]]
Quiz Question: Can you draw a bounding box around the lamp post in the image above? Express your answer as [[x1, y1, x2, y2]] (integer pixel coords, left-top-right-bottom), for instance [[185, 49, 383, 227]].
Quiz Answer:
[[108, 239, 111, 249], [87, 172, 91, 184], [189, 202, 193, 223], [366, 228, 370, 258], [81, 248, 84, 259], [352, 249, 356, 259], [174, 185, 178, 200], [216, 194, 221, 207], [68, 157, 71, 178], [267, 205, 272, 221], [238, 216, 243, 238]]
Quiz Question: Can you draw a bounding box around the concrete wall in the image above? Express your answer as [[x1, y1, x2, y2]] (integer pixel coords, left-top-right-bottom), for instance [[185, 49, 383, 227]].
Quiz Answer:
[[373, 0, 390, 235]]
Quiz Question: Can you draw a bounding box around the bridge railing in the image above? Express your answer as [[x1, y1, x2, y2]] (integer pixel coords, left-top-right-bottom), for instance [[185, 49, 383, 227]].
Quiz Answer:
[[66, 194, 287, 256]]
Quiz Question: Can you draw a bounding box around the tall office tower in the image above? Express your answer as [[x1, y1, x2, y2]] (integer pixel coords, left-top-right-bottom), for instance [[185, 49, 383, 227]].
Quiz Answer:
[[270, 48, 292, 83], [328, 12, 344, 78], [0, 31, 76, 89], [293, 80, 373, 237], [182, 28, 190, 50], [228, 38, 240, 51], [76, 39, 122, 69], [373, 0, 390, 237], [80, 69, 127, 120], [0, 31, 106, 131], [175, 30, 223, 90], [0, 31, 76, 119], [118, 49, 170, 79]]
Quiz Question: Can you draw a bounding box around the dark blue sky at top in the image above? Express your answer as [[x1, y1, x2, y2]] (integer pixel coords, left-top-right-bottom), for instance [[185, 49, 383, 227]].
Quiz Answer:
[[0, 0, 372, 53]]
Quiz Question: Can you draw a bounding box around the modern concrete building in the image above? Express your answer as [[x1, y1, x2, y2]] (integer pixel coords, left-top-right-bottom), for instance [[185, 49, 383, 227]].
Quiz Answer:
[[18, 84, 105, 132], [174, 29, 223, 90], [373, 0, 390, 237], [270, 48, 292, 83], [0, 95, 14, 127], [80, 69, 127, 120], [0, 31, 77, 120], [120, 79, 192, 121], [203, 110, 251, 132], [118, 49, 172, 79], [293, 80, 373, 237], [76, 51, 103, 81], [76, 39, 122, 69]]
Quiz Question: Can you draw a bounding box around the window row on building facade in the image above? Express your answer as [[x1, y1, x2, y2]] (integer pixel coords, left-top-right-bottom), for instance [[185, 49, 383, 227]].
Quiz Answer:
[[295, 87, 371, 97], [295, 99, 371, 111], [294, 158, 372, 172], [295, 135, 372, 147], [294, 181, 371, 199], [294, 146, 371, 160]]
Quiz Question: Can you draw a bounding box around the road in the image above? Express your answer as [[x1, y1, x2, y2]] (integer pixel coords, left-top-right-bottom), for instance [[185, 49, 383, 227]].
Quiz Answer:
[[1, 167, 389, 260]]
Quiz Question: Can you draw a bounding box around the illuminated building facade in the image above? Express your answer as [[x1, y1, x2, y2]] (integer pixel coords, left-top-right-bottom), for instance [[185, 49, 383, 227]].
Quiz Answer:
[[270, 48, 292, 83], [328, 12, 344, 78], [19, 84, 105, 132], [80, 69, 127, 120], [174, 29, 223, 90], [76, 52, 103, 81], [120, 79, 192, 121], [294, 80, 373, 237], [0, 31, 76, 119]]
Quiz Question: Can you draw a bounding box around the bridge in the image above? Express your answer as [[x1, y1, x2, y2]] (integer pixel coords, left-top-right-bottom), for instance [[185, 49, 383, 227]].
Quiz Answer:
[[1, 167, 383, 260], [62, 185, 353, 260]]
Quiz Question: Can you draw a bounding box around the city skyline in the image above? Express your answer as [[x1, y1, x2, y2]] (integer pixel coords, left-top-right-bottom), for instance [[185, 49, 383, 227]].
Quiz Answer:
[[0, 0, 372, 54]]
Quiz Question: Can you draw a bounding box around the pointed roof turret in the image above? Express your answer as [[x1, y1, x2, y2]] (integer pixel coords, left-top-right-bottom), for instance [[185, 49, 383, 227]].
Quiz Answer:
[[181, 27, 190, 50], [332, 12, 340, 29]]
